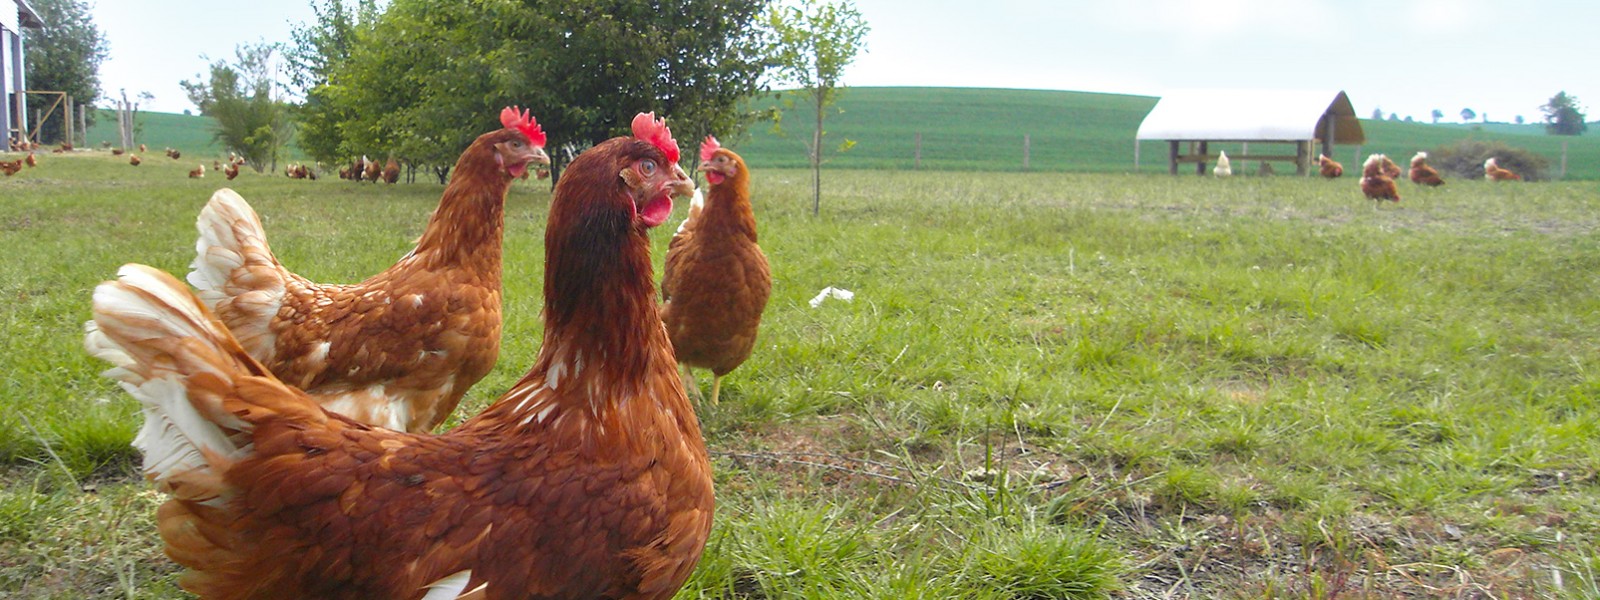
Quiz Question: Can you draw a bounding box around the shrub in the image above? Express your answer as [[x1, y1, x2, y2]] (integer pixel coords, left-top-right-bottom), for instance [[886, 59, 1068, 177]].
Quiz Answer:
[[1429, 139, 1551, 181]]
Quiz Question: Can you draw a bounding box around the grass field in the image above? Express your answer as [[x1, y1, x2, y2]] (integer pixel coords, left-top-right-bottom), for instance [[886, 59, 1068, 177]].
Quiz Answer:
[[3, 150, 1599, 598], [76, 87, 1600, 180]]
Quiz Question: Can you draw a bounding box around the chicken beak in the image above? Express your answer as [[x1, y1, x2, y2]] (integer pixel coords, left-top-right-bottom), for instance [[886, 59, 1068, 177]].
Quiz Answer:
[[669, 163, 695, 199]]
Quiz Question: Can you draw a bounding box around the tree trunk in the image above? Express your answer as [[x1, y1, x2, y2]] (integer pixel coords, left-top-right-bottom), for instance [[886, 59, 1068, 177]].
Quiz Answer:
[[811, 89, 823, 217]]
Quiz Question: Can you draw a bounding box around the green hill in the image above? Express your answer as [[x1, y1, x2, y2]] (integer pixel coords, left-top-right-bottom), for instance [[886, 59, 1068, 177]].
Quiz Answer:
[[736, 87, 1599, 179], [82, 109, 225, 157], [80, 89, 1600, 179]]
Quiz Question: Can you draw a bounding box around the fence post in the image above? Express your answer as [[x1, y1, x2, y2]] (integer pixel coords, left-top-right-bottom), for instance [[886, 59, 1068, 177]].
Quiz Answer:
[[1022, 134, 1031, 171], [914, 132, 922, 169], [64, 96, 74, 147], [1133, 140, 1140, 171], [1561, 140, 1569, 179], [77, 104, 87, 147]]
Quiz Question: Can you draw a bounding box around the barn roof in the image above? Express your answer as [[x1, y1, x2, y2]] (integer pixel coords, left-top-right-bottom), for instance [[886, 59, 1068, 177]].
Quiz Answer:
[[5, 0, 44, 31], [1135, 89, 1364, 144]]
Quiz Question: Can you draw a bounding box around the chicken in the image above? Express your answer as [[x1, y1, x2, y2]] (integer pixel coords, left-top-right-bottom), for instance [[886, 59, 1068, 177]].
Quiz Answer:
[[224, 162, 240, 180], [188, 164, 206, 179], [168, 148, 183, 160], [1317, 154, 1343, 178], [112, 148, 125, 156], [1485, 157, 1521, 181], [84, 111, 707, 600], [139, 143, 148, 153], [1379, 154, 1402, 179], [184, 106, 550, 433], [660, 136, 772, 405], [1213, 150, 1232, 177], [363, 155, 382, 182], [0, 158, 20, 176], [383, 158, 401, 184], [1408, 152, 1445, 186], [129, 155, 142, 167], [25, 152, 36, 167], [1360, 154, 1400, 203]]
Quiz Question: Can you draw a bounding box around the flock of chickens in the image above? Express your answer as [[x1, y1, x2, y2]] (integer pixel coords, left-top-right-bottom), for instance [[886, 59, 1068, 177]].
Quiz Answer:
[[1210, 148, 1523, 205], [83, 107, 772, 599]]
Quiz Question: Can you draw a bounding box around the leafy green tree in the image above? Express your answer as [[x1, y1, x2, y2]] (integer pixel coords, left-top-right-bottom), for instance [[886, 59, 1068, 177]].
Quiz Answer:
[[766, 0, 870, 216], [303, 0, 773, 183], [180, 42, 295, 172], [1541, 91, 1587, 136], [1431, 109, 1443, 124], [286, 0, 380, 165], [21, 0, 108, 143], [1460, 108, 1476, 123]]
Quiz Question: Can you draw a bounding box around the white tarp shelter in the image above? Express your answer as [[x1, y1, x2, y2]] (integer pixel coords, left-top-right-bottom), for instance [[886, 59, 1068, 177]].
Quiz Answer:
[[1136, 89, 1364, 175], [3, 0, 44, 147]]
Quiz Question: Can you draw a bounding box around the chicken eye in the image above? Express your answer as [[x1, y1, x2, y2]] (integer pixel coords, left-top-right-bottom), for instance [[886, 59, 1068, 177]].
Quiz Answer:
[[640, 160, 657, 175], [510, 140, 524, 149]]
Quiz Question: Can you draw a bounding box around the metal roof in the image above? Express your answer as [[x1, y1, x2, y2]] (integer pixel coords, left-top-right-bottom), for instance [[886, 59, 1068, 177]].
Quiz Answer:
[[1135, 89, 1364, 144], [5, 0, 44, 31]]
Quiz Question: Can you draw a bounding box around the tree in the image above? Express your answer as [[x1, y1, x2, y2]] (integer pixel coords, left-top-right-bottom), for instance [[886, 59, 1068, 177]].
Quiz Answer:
[[1460, 108, 1476, 123], [766, 0, 870, 216], [180, 42, 295, 172], [1515, 115, 1525, 125], [1431, 109, 1443, 124], [21, 0, 109, 143], [286, 0, 381, 165], [302, 0, 774, 183], [1541, 91, 1587, 136], [1371, 107, 1383, 120]]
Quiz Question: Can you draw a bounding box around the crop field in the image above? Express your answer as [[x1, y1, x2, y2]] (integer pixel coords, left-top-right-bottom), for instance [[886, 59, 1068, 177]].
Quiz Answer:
[[77, 87, 1600, 180], [2, 149, 1599, 599]]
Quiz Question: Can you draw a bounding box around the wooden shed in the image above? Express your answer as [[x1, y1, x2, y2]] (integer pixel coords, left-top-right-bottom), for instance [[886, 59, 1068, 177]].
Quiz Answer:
[[1136, 89, 1364, 176], [3, 0, 44, 147]]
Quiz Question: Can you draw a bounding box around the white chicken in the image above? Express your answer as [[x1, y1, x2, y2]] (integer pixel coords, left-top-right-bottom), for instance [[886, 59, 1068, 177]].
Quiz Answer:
[[1213, 150, 1233, 177]]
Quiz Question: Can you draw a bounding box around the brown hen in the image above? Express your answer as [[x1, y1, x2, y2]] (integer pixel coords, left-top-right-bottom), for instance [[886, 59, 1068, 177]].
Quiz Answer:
[[85, 112, 708, 600], [1360, 154, 1401, 204], [185, 107, 550, 433], [660, 136, 772, 406]]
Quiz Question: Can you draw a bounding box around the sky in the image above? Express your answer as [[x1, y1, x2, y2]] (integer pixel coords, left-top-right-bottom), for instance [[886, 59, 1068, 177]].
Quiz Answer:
[[85, 0, 1599, 125]]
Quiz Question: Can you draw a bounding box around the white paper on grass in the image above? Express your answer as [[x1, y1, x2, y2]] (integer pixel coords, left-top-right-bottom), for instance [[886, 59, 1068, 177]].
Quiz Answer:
[[808, 287, 854, 308]]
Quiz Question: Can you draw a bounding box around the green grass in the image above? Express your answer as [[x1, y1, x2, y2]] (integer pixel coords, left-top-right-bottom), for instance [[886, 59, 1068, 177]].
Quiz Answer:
[[3, 151, 1600, 597]]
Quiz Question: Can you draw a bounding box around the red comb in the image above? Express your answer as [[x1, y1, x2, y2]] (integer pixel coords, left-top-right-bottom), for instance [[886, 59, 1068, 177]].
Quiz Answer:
[[631, 112, 679, 163], [699, 135, 721, 163], [500, 106, 546, 147]]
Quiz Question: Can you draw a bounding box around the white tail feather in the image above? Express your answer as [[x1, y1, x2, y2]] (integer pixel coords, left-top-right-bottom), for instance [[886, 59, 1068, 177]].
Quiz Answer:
[[675, 188, 705, 235], [420, 570, 482, 600], [86, 264, 254, 496], [186, 188, 286, 359]]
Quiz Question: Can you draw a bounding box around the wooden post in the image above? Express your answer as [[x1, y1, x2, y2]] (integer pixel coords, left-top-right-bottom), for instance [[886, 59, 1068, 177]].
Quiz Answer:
[[1022, 134, 1031, 171], [913, 132, 922, 169], [1168, 141, 1179, 175], [77, 104, 87, 147], [1133, 140, 1140, 171], [1197, 141, 1209, 176], [1561, 140, 1569, 179], [64, 96, 73, 147], [1295, 141, 1309, 176], [1323, 118, 1336, 161]]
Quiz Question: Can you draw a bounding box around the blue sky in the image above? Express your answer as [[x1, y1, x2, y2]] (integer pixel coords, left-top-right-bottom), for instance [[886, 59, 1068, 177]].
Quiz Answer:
[[90, 0, 1598, 124]]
